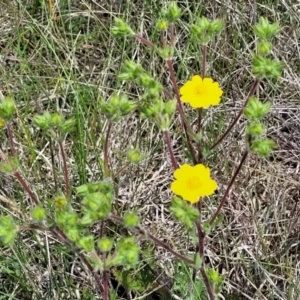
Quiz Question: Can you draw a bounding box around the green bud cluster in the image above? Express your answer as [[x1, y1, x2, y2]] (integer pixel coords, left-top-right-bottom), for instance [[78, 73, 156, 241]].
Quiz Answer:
[[170, 197, 200, 229], [98, 93, 136, 122], [54, 206, 96, 251], [244, 97, 276, 157], [76, 181, 113, 226], [156, 19, 169, 31], [0, 97, 16, 122], [97, 236, 113, 252], [0, 216, 18, 245], [244, 97, 271, 121], [252, 18, 283, 77], [34, 111, 75, 137], [31, 205, 46, 221], [50, 181, 114, 252], [123, 211, 140, 228], [111, 18, 134, 37], [119, 61, 163, 100], [253, 17, 281, 41], [191, 17, 223, 45], [126, 148, 143, 163], [163, 2, 181, 23], [206, 268, 225, 294], [251, 139, 277, 157], [155, 46, 174, 60], [118, 61, 174, 129], [141, 99, 176, 130], [108, 237, 140, 267], [252, 55, 283, 79]]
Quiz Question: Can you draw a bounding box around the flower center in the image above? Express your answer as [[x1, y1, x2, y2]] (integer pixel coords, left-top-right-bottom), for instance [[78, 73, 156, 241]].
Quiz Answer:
[[186, 176, 201, 190], [194, 85, 207, 97]]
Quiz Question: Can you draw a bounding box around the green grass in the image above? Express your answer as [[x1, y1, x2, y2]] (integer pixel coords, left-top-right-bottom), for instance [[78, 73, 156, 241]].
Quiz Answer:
[[0, 0, 300, 299]]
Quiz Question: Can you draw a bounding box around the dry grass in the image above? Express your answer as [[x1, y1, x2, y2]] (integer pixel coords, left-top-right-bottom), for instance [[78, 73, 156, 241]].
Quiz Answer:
[[0, 0, 300, 299]]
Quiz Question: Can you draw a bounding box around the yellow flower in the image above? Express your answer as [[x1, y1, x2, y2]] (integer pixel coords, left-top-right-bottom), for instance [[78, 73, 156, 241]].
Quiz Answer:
[[171, 164, 217, 203], [180, 75, 223, 109], [0, 119, 5, 128]]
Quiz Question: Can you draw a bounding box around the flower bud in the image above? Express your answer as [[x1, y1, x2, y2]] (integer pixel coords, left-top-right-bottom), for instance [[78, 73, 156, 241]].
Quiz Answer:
[[0, 97, 15, 121], [31, 205, 46, 221], [244, 97, 271, 120], [156, 19, 168, 31], [246, 122, 264, 136], [165, 2, 181, 23], [98, 236, 113, 252], [124, 211, 140, 227], [252, 55, 283, 79], [253, 17, 281, 40], [257, 41, 272, 55], [78, 235, 95, 252], [111, 18, 134, 37], [252, 139, 277, 157], [127, 148, 142, 163]]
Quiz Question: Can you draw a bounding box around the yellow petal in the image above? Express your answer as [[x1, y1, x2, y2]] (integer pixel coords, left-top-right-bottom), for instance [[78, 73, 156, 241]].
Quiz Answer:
[[173, 164, 193, 180]]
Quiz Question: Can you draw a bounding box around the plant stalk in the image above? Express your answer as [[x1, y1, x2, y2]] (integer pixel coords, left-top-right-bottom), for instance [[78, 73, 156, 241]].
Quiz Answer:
[[109, 214, 195, 265], [104, 122, 112, 178], [196, 44, 207, 163], [166, 58, 197, 164], [6, 124, 16, 157], [163, 130, 178, 170], [210, 79, 259, 150], [210, 150, 248, 225], [58, 140, 70, 197]]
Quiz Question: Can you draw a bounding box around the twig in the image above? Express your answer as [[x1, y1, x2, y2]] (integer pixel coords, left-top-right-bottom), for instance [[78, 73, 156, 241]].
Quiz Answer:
[[104, 122, 112, 178], [58, 140, 70, 197], [109, 214, 195, 265], [163, 130, 178, 170], [210, 150, 248, 225], [210, 79, 259, 150]]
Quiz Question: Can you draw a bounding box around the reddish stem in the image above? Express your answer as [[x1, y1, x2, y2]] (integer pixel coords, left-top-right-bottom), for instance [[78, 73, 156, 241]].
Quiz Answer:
[[49, 138, 58, 192], [196, 45, 207, 163], [58, 140, 70, 197], [14, 171, 39, 205], [109, 214, 195, 265], [102, 257, 109, 300], [103, 123, 112, 178], [169, 23, 175, 47], [163, 130, 178, 170], [166, 59, 197, 164], [134, 34, 155, 48], [6, 124, 16, 157], [210, 79, 259, 150], [200, 267, 215, 300], [210, 150, 248, 225]]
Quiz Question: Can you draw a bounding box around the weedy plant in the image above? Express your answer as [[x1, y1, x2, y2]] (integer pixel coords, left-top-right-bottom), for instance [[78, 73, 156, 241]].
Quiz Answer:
[[0, 2, 283, 300]]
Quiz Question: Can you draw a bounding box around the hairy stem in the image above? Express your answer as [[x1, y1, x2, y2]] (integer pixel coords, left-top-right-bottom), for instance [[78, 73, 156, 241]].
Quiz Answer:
[[6, 124, 16, 157], [210, 150, 248, 225], [210, 79, 259, 150], [196, 215, 215, 299], [14, 171, 39, 205], [133, 32, 197, 163], [166, 59, 197, 164], [134, 33, 155, 48], [49, 138, 58, 192], [58, 140, 70, 197], [200, 267, 215, 300], [196, 45, 207, 163], [102, 256, 109, 300], [163, 130, 178, 170], [104, 122, 112, 178], [109, 214, 194, 265]]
